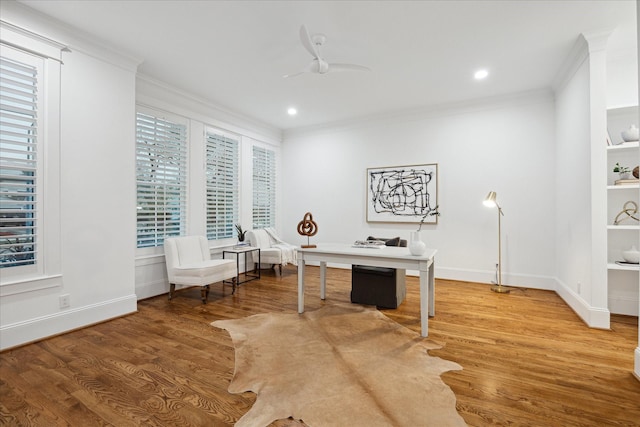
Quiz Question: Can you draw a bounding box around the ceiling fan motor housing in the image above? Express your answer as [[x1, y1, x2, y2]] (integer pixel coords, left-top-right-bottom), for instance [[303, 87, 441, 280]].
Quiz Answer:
[[311, 33, 327, 46]]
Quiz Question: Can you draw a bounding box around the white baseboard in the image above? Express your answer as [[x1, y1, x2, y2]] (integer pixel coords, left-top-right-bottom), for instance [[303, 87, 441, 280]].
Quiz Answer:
[[635, 347, 640, 382], [434, 267, 557, 290], [555, 279, 610, 329], [608, 295, 640, 316], [135, 279, 169, 300], [0, 294, 137, 351]]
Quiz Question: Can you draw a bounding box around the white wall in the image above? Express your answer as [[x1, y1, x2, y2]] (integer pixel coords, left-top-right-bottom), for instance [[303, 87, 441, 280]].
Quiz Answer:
[[0, 2, 138, 350], [282, 91, 557, 288], [607, 53, 639, 109], [554, 40, 606, 327], [553, 29, 639, 328]]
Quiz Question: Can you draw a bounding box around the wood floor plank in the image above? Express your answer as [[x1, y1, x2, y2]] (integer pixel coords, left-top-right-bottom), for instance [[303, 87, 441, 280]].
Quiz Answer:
[[1, 267, 638, 426]]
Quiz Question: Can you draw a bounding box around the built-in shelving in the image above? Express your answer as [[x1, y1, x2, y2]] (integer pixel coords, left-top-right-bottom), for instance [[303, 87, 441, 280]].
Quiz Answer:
[[606, 106, 639, 317], [607, 225, 640, 230], [608, 262, 640, 271], [607, 141, 639, 151], [607, 184, 640, 190]]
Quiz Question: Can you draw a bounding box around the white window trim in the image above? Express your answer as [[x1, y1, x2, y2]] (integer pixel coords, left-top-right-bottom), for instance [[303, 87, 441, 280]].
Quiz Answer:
[[135, 105, 189, 257], [0, 22, 63, 287], [204, 126, 241, 242], [251, 142, 278, 230]]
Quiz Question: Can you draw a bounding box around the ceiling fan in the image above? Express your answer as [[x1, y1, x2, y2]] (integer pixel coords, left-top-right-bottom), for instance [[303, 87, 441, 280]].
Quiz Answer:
[[283, 25, 371, 78]]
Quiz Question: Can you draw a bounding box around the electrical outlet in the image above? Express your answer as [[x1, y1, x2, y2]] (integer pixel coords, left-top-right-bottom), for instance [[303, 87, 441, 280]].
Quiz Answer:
[[59, 294, 70, 309]]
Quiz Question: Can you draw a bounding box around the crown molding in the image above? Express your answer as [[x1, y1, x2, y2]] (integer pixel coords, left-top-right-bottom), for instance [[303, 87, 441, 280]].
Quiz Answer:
[[0, 20, 67, 62], [136, 73, 282, 145], [552, 34, 589, 93], [582, 28, 615, 54], [552, 29, 617, 93], [1, 0, 141, 72]]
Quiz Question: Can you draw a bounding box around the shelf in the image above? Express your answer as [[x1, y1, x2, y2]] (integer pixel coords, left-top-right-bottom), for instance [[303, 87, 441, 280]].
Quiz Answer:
[[608, 262, 640, 271], [607, 141, 639, 151], [607, 225, 640, 230], [607, 184, 639, 190]]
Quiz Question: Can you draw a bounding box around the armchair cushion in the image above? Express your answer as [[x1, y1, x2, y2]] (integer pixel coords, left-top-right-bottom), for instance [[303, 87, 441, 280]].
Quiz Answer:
[[246, 228, 297, 274], [172, 259, 236, 285], [164, 236, 237, 303]]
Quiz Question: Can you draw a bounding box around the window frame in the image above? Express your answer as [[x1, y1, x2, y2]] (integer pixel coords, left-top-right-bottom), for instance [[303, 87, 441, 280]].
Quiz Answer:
[[0, 24, 63, 287], [135, 105, 189, 255], [252, 144, 277, 230], [0, 53, 40, 271], [205, 127, 240, 241]]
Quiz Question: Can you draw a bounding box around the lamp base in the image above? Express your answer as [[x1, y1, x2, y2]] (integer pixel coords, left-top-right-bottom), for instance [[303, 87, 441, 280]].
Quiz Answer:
[[491, 285, 511, 293]]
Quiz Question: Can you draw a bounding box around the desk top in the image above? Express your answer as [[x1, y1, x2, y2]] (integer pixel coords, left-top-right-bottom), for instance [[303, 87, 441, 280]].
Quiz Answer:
[[298, 243, 436, 261]]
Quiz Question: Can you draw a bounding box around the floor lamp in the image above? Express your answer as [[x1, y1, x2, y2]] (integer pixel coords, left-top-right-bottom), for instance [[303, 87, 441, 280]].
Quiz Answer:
[[483, 191, 510, 293]]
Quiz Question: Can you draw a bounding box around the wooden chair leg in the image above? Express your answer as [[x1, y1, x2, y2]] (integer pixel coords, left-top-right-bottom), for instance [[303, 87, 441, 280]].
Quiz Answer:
[[279, 264, 283, 276], [169, 283, 175, 300], [201, 285, 209, 304]]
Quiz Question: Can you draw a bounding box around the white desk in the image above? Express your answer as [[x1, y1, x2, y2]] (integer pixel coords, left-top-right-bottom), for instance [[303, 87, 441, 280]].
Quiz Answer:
[[297, 244, 437, 337]]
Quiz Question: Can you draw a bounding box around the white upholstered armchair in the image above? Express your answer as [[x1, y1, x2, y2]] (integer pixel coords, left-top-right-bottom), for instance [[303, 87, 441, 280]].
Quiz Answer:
[[246, 228, 297, 275], [164, 236, 237, 303]]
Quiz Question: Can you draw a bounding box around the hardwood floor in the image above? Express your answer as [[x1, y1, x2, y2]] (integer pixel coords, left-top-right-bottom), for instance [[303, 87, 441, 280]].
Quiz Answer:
[[1, 266, 639, 426]]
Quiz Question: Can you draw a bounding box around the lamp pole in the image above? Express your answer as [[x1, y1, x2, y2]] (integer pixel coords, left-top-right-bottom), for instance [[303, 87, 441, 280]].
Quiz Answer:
[[484, 191, 509, 293], [494, 202, 508, 292]]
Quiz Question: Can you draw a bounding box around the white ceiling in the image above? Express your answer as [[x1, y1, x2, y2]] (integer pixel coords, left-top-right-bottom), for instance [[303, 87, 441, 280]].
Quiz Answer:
[[17, 0, 638, 131]]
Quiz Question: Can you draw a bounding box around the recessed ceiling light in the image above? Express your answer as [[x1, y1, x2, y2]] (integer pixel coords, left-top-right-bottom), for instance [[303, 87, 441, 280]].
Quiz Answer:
[[287, 107, 297, 116], [474, 69, 489, 80]]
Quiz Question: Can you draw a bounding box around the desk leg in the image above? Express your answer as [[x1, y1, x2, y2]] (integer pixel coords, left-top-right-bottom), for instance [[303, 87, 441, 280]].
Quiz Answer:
[[298, 259, 305, 313], [428, 259, 435, 317], [236, 253, 241, 284], [419, 260, 431, 338], [320, 261, 327, 300]]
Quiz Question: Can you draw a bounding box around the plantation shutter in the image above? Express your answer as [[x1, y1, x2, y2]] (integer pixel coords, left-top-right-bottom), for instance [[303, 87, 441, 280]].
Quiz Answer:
[[205, 131, 239, 240], [252, 145, 276, 229], [136, 111, 187, 248], [0, 57, 38, 267]]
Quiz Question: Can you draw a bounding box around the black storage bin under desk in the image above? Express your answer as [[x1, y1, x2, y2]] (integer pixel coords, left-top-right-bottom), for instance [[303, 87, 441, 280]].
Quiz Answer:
[[351, 265, 406, 309]]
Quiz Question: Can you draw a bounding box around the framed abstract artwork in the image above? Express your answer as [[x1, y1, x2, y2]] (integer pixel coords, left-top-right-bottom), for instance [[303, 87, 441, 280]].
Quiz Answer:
[[366, 163, 438, 224]]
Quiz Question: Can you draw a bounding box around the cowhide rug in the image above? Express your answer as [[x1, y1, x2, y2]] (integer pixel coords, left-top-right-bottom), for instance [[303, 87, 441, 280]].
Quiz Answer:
[[211, 303, 466, 427]]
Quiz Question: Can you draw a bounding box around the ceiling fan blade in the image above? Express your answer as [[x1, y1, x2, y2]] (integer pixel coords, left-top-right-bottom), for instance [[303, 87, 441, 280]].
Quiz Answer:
[[299, 25, 320, 59], [283, 60, 318, 78], [329, 63, 371, 73], [283, 71, 305, 78]]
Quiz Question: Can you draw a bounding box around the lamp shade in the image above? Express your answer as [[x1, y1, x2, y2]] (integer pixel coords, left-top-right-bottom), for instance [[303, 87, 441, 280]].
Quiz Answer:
[[483, 191, 497, 207]]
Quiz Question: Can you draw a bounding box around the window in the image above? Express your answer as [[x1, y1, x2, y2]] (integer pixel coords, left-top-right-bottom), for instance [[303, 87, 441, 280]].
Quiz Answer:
[[0, 24, 63, 284], [136, 110, 187, 248], [0, 56, 38, 268], [252, 145, 276, 229], [205, 130, 239, 240]]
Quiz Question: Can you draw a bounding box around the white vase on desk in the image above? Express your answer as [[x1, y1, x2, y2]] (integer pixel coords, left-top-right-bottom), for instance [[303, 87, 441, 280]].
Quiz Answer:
[[408, 231, 426, 256]]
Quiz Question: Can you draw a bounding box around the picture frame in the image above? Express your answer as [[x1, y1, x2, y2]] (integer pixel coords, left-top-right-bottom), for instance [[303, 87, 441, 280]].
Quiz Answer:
[[366, 163, 438, 224]]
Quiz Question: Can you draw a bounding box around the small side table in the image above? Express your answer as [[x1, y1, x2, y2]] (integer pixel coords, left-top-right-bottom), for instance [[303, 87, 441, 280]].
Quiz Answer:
[[223, 246, 261, 286]]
